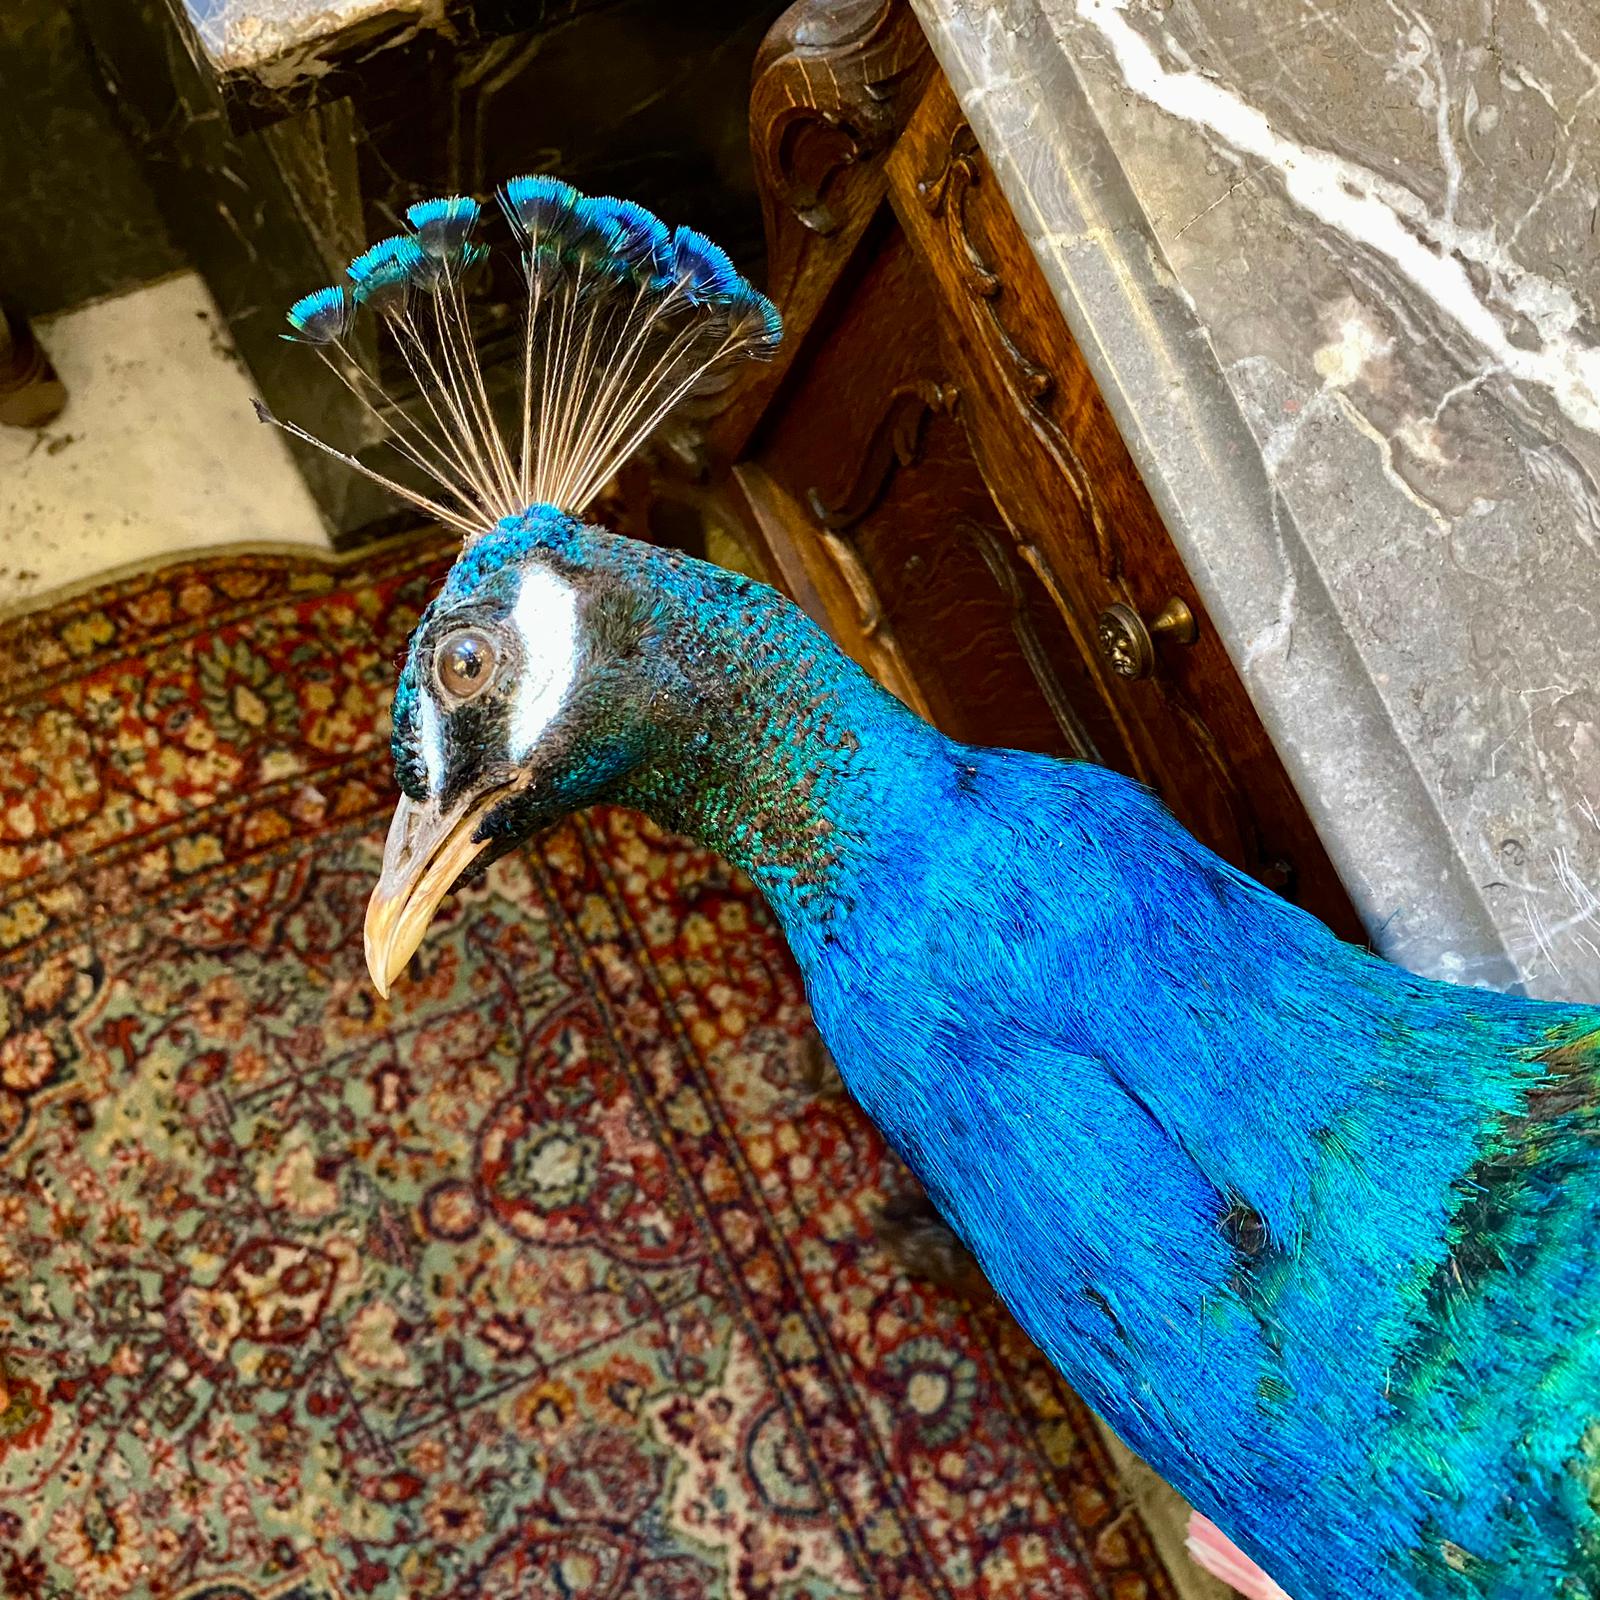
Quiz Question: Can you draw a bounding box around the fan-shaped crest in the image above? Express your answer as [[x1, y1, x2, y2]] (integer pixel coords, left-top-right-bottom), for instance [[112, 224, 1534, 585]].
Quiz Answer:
[[262, 180, 782, 540]]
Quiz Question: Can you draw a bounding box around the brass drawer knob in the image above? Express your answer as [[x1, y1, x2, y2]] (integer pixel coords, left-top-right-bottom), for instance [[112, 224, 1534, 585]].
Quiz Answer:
[[1096, 597, 1198, 680]]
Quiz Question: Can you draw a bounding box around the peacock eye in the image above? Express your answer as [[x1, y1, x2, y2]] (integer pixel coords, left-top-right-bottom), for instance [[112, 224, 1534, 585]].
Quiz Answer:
[[435, 629, 497, 702]]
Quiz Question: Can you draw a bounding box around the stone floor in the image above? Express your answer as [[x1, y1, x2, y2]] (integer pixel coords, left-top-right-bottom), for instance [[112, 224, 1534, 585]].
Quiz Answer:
[[0, 271, 328, 613]]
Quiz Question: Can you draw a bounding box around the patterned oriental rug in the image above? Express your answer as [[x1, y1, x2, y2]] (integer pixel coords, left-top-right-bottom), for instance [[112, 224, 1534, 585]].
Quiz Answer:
[[0, 535, 1180, 1600]]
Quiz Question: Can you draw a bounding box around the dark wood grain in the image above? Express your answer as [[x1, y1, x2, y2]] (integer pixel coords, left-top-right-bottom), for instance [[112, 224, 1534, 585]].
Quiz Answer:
[[752, 218, 1133, 759], [696, 0, 1362, 940], [884, 77, 1360, 934], [705, 0, 935, 463]]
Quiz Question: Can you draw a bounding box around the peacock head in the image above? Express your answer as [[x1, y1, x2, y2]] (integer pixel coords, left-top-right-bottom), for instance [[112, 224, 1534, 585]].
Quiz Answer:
[[261, 177, 781, 996], [362, 507, 690, 995]]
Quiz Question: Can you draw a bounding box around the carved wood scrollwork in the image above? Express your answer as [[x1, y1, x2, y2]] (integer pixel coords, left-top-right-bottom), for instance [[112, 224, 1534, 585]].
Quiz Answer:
[[815, 528, 889, 638], [952, 518, 1102, 762], [707, 0, 934, 462], [806, 378, 958, 533], [751, 0, 933, 296], [758, 0, 930, 226], [916, 124, 1122, 583], [801, 377, 957, 649]]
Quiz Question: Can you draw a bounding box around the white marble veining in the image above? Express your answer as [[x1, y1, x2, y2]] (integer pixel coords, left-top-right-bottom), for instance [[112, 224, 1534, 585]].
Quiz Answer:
[[914, 0, 1600, 999], [1075, 0, 1600, 433]]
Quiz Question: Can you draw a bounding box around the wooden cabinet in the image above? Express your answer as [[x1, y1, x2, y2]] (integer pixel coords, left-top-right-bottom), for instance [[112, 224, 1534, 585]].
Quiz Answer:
[[645, 0, 1362, 940]]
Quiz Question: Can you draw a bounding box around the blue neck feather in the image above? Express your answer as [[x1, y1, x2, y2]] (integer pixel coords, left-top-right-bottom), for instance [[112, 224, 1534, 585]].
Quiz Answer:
[[476, 514, 1600, 1599], [557, 521, 947, 938]]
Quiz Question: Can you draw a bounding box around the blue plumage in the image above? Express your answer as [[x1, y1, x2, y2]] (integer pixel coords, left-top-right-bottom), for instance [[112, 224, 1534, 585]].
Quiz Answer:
[[562, 196, 631, 265], [369, 511, 1600, 1600], [284, 181, 777, 357], [283, 284, 351, 344], [346, 234, 431, 313], [270, 177, 782, 535], [669, 224, 742, 302], [723, 283, 784, 357], [266, 183, 1600, 1600], [585, 196, 672, 277], [404, 194, 481, 259], [499, 174, 580, 244]]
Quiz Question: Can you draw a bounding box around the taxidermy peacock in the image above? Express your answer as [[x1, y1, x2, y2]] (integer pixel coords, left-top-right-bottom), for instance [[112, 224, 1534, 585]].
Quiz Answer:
[[263, 180, 1600, 1600]]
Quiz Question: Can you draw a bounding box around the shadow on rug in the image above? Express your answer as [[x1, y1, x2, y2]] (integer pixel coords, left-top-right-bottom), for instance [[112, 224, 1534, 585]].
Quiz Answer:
[[0, 535, 1177, 1600]]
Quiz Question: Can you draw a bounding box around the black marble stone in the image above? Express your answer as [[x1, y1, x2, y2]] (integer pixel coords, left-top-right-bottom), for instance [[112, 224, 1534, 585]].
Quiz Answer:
[[0, 0, 185, 317]]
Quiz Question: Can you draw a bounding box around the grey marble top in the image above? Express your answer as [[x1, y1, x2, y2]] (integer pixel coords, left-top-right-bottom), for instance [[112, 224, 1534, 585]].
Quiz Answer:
[[913, 0, 1600, 999]]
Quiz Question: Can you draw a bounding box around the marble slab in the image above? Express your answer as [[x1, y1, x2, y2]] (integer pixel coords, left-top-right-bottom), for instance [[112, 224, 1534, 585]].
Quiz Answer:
[[0, 0, 186, 316], [167, 0, 475, 127], [913, 0, 1600, 999], [181, 0, 425, 73]]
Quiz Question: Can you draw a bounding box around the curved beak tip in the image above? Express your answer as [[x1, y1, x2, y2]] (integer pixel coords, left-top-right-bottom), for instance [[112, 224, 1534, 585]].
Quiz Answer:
[[363, 884, 407, 999], [363, 913, 394, 999], [363, 787, 504, 1000]]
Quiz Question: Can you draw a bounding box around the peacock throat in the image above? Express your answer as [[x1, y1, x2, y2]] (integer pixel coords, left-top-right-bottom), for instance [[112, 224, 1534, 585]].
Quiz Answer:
[[447, 509, 944, 934]]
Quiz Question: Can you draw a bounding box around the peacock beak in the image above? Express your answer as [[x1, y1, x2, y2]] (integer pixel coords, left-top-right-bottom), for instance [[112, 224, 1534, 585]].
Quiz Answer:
[[364, 785, 510, 998]]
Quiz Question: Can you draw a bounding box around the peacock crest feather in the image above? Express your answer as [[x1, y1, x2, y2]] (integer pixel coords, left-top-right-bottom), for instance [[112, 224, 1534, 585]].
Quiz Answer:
[[261, 180, 781, 540]]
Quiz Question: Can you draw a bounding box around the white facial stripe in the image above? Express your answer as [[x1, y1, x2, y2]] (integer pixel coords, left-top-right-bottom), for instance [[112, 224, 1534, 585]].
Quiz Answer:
[[507, 563, 581, 760], [418, 690, 447, 797]]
